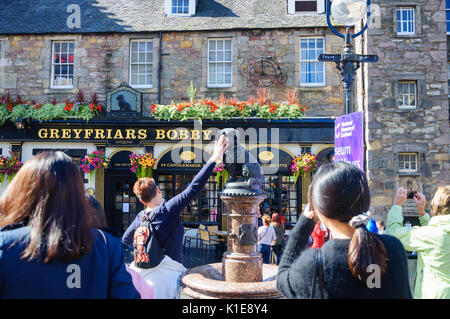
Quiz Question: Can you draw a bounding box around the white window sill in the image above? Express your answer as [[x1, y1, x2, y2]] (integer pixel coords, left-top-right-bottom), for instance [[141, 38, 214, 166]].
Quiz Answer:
[[207, 85, 233, 88], [131, 85, 153, 89], [167, 13, 193, 17], [299, 84, 326, 88], [50, 86, 74, 90], [396, 32, 416, 36], [290, 12, 320, 15]]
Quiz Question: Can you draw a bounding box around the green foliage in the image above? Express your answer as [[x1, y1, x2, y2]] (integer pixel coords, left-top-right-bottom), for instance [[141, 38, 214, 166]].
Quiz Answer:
[[0, 103, 103, 126], [150, 101, 306, 122], [186, 81, 197, 104]]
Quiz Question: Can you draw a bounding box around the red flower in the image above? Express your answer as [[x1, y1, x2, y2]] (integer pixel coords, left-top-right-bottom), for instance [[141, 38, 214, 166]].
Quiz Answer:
[[90, 103, 94, 111], [96, 105, 102, 112]]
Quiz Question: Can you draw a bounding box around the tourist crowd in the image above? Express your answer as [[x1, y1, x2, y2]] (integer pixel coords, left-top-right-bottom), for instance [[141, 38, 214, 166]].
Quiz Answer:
[[0, 146, 448, 299]]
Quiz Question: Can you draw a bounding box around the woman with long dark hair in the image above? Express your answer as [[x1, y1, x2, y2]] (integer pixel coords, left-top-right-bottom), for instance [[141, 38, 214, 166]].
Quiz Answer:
[[277, 162, 411, 298], [0, 151, 139, 298]]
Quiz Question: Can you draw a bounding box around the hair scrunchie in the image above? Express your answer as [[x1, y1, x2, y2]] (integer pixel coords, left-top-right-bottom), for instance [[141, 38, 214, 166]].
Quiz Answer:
[[349, 214, 371, 229]]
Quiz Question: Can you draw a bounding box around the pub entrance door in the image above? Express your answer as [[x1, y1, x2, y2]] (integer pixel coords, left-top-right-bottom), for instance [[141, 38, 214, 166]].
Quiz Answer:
[[104, 150, 144, 235]]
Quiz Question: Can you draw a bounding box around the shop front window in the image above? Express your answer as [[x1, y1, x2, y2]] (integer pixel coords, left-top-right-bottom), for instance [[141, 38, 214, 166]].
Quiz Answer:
[[261, 174, 299, 227], [157, 173, 219, 226]]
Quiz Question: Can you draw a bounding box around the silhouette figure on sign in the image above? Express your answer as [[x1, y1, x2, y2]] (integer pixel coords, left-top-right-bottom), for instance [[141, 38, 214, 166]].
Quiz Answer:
[[116, 94, 133, 112]]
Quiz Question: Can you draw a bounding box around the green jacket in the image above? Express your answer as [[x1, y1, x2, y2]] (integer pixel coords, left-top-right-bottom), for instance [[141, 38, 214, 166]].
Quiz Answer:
[[386, 205, 450, 299]]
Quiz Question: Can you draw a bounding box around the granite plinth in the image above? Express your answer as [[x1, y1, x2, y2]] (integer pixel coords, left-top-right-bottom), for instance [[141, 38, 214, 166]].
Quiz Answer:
[[182, 263, 282, 299]]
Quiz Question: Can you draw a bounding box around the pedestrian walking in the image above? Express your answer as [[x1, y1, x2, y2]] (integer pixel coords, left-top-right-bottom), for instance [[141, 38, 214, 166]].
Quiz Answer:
[[0, 151, 139, 298], [277, 162, 411, 299], [270, 213, 285, 265], [122, 134, 229, 299], [258, 215, 276, 264], [386, 186, 450, 299]]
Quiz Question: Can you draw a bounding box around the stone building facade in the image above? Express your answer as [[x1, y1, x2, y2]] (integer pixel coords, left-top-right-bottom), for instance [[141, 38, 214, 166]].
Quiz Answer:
[[356, 0, 450, 219], [0, 29, 345, 118], [0, 0, 449, 224]]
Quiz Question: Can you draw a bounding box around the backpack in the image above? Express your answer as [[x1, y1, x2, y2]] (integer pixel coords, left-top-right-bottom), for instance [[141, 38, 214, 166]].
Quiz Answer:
[[133, 210, 165, 269]]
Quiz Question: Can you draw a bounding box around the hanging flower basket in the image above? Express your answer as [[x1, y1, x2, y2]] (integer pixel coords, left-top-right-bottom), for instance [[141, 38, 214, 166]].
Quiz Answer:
[[290, 153, 319, 185], [214, 162, 229, 189], [80, 150, 109, 181], [0, 152, 23, 185], [129, 153, 155, 179]]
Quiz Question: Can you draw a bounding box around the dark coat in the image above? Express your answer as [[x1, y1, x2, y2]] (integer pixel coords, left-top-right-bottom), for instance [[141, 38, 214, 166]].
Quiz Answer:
[[0, 227, 140, 299], [122, 160, 216, 264], [277, 215, 412, 299]]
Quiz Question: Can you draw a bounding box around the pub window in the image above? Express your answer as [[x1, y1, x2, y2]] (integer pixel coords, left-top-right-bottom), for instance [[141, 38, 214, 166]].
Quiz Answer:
[[398, 81, 417, 109], [51, 41, 75, 89], [300, 37, 325, 86], [398, 153, 418, 173], [208, 38, 232, 88], [396, 7, 415, 35], [288, 0, 325, 14], [129, 40, 153, 88], [157, 174, 219, 226]]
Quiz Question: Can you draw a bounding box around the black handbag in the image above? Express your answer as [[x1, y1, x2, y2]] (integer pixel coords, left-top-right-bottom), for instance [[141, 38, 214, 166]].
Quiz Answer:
[[310, 248, 326, 299]]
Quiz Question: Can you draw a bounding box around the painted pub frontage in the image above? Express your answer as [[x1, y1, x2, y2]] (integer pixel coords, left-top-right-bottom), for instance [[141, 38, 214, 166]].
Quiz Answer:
[[0, 114, 334, 234]]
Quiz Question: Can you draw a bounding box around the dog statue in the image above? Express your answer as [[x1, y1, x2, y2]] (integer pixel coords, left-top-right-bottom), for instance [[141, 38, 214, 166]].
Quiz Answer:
[[116, 94, 133, 112], [217, 128, 264, 192]]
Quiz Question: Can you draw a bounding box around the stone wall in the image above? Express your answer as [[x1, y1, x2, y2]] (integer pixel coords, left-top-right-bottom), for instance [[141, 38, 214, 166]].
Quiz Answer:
[[0, 29, 345, 117], [358, 0, 450, 217]]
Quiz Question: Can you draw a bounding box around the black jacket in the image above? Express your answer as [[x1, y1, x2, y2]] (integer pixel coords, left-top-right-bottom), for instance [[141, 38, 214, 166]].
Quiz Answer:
[[277, 215, 412, 299]]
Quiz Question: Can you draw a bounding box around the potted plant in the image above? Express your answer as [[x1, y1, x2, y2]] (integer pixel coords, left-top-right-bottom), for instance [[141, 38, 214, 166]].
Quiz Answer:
[[129, 153, 155, 179], [0, 152, 23, 185], [80, 150, 109, 181], [290, 153, 319, 185], [214, 162, 229, 189]]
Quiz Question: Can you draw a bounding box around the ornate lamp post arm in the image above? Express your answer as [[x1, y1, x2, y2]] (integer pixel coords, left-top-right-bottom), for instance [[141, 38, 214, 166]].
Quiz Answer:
[[319, 0, 377, 114]]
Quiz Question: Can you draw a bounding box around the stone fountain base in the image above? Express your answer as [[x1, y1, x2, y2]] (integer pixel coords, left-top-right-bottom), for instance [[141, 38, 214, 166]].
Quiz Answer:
[[182, 263, 282, 299]]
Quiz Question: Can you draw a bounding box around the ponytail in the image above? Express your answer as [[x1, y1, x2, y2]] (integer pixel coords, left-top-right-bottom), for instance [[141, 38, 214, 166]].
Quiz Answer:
[[309, 162, 388, 284], [348, 217, 388, 283]]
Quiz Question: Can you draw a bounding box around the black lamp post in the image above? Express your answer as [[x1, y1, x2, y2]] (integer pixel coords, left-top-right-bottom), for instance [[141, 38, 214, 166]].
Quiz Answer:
[[318, 0, 378, 114]]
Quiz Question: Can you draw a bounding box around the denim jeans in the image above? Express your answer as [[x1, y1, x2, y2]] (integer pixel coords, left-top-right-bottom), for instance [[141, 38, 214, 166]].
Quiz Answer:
[[271, 244, 283, 265], [258, 244, 271, 264]]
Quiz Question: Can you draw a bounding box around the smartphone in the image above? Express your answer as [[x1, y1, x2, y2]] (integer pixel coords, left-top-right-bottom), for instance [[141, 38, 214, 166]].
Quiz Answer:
[[407, 191, 417, 199]]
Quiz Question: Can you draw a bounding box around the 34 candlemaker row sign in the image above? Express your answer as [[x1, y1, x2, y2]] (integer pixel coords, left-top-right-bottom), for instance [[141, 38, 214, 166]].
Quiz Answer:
[[334, 111, 364, 171]]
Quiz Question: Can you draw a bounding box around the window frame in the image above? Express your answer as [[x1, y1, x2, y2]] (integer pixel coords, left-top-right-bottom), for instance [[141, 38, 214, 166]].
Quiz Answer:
[[398, 153, 418, 173], [447, 0, 450, 35], [207, 38, 233, 88], [396, 7, 416, 36], [397, 80, 417, 109], [50, 40, 75, 89], [299, 37, 326, 87], [171, 0, 190, 15], [288, 0, 325, 14], [129, 39, 154, 89]]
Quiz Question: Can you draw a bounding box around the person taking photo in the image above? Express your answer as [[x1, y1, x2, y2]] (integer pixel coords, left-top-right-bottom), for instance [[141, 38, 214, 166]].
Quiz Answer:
[[386, 186, 450, 299], [122, 134, 229, 298]]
